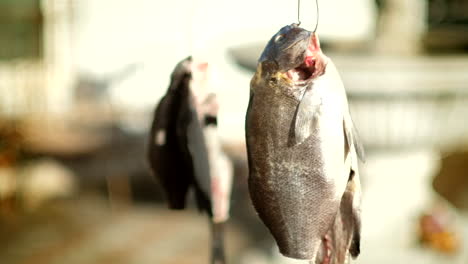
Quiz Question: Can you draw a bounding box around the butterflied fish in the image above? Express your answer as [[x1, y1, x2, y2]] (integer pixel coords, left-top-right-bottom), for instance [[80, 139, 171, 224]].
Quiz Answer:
[[245, 24, 364, 262]]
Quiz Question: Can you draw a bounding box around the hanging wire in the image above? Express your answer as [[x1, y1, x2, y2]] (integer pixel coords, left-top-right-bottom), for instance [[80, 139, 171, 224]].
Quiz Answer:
[[297, 0, 301, 25], [313, 0, 319, 33], [298, 0, 319, 31]]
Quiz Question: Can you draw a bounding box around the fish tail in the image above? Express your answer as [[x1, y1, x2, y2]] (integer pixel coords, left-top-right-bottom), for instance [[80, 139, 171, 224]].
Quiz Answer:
[[210, 221, 226, 264]]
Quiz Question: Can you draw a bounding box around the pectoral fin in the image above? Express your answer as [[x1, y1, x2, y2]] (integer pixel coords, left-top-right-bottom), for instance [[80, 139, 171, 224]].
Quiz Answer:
[[343, 117, 365, 162], [346, 170, 361, 258], [294, 87, 321, 145]]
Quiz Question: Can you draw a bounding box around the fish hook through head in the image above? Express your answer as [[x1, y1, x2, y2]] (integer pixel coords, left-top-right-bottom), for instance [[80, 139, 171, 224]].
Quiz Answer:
[[297, 0, 319, 32], [313, 0, 319, 33], [297, 0, 301, 26]]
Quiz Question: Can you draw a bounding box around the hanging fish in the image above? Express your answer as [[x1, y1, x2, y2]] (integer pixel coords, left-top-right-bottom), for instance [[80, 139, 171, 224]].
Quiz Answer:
[[245, 24, 364, 263], [147, 57, 233, 264]]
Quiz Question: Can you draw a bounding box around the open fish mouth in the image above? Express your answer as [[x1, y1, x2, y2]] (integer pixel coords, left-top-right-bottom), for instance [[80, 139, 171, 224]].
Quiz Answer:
[[285, 33, 325, 86], [286, 58, 316, 84]]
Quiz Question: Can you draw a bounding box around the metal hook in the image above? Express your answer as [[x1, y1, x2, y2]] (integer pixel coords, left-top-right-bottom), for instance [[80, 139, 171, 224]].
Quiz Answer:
[[297, 0, 319, 31], [313, 0, 319, 33], [297, 0, 301, 26]]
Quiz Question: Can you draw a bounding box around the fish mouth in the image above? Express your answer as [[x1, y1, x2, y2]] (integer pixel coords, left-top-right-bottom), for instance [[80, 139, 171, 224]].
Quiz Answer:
[[286, 57, 316, 85], [285, 33, 325, 86]]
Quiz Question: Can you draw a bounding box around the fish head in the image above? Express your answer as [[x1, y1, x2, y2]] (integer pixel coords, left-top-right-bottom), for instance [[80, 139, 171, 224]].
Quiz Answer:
[[256, 24, 327, 89], [168, 56, 192, 92], [167, 57, 217, 125]]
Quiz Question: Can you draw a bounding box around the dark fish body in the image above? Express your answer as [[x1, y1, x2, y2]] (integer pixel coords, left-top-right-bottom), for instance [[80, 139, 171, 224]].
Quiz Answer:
[[147, 57, 211, 213], [245, 24, 363, 262]]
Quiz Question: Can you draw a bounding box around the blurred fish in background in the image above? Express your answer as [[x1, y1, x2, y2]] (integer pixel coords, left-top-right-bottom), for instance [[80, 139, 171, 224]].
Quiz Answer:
[[147, 56, 233, 264]]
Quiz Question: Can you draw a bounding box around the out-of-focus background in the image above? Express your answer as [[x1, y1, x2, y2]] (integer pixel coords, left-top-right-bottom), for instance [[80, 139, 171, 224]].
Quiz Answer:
[[1, 0, 468, 263]]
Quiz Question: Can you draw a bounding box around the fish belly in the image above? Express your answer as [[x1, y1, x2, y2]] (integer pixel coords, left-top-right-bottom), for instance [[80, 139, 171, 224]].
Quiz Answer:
[[246, 90, 346, 260]]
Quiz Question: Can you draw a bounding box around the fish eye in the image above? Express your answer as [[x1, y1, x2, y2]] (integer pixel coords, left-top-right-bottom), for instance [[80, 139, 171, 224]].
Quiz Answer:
[[275, 34, 285, 42]]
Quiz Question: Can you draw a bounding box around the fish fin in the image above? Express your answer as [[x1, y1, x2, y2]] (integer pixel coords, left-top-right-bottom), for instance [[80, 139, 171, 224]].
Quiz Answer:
[[349, 228, 361, 258], [294, 87, 321, 145], [210, 221, 226, 264], [323, 169, 361, 264], [343, 116, 365, 162], [346, 170, 362, 259]]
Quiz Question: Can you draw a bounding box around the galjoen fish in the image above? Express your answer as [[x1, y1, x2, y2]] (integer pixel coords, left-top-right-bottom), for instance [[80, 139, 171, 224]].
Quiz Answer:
[[245, 24, 364, 263]]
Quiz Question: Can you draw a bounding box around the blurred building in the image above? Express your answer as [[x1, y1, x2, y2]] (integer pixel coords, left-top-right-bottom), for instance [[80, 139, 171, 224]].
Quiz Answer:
[[2, 0, 468, 119], [0, 0, 73, 117]]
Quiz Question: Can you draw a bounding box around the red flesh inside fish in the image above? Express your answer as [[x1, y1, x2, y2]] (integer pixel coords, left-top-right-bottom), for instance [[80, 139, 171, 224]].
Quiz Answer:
[[286, 33, 327, 84]]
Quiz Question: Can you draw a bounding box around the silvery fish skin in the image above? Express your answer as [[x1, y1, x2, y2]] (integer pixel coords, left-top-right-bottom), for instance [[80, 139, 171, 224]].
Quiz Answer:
[[245, 24, 364, 262], [147, 57, 233, 264]]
